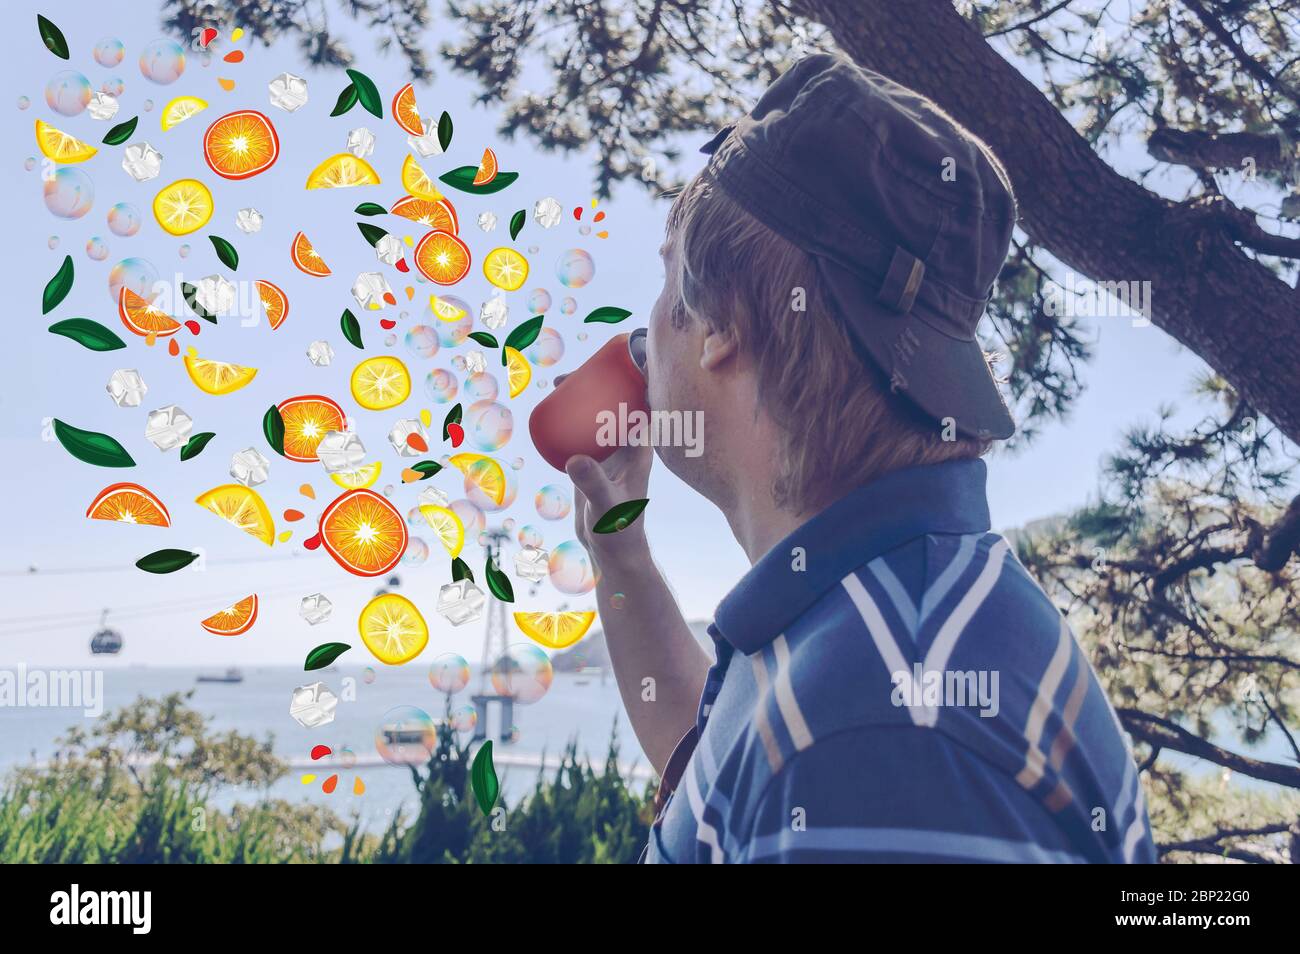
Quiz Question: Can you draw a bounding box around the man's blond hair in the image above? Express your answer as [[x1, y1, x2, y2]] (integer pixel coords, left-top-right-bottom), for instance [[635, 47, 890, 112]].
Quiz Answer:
[[667, 173, 991, 513]]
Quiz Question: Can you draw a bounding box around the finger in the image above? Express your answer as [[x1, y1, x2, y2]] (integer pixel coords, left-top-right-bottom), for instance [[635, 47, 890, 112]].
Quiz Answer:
[[565, 454, 620, 514]]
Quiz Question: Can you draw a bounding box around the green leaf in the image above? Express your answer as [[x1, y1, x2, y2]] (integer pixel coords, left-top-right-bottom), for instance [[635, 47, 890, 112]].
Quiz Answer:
[[37, 14, 69, 59], [102, 116, 138, 146], [409, 460, 442, 480], [330, 83, 358, 117], [42, 256, 73, 315], [182, 282, 216, 323], [53, 419, 135, 468], [262, 405, 285, 457], [305, 642, 351, 671], [467, 331, 499, 349], [470, 741, 500, 816], [484, 557, 514, 603], [179, 431, 216, 462], [442, 403, 462, 441], [340, 309, 363, 349], [345, 69, 383, 119], [451, 557, 474, 583], [437, 111, 453, 151], [136, 549, 199, 574], [502, 316, 544, 364], [437, 167, 518, 195], [583, 306, 633, 325], [357, 222, 388, 247], [509, 210, 526, 241], [47, 318, 125, 352], [209, 235, 239, 271], [354, 202, 387, 216], [593, 498, 650, 534]]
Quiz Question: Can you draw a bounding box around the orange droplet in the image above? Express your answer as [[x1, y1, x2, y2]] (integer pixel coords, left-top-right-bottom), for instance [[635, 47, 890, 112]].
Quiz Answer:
[[353, 776, 365, 795], [168, 338, 180, 355], [278, 530, 292, 543], [401, 468, 423, 483], [144, 331, 156, 347], [223, 50, 245, 63], [597, 231, 609, 239], [218, 77, 236, 91], [593, 211, 605, 222], [404, 286, 415, 301], [283, 509, 305, 522], [383, 292, 397, 306], [322, 774, 338, 794], [299, 484, 316, 499]]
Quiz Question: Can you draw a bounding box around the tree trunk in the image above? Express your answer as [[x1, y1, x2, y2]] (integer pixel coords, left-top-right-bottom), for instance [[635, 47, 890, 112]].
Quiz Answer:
[[791, 0, 1300, 442]]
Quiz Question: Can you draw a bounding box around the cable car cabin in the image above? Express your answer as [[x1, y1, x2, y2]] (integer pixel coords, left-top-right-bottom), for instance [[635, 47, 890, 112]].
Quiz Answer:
[[90, 626, 122, 655]]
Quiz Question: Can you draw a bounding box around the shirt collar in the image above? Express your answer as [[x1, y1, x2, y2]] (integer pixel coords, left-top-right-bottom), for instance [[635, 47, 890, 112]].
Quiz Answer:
[[713, 458, 992, 655]]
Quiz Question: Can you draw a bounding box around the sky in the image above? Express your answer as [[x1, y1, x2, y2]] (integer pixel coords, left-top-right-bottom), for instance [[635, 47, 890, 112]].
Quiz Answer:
[[0, 1, 1217, 668]]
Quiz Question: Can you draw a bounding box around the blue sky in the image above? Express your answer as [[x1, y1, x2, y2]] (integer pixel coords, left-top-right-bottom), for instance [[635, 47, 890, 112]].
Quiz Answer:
[[1, 1, 1214, 667]]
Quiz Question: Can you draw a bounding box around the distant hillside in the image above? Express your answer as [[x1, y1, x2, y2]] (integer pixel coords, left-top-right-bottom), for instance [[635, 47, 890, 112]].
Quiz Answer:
[[552, 619, 714, 672]]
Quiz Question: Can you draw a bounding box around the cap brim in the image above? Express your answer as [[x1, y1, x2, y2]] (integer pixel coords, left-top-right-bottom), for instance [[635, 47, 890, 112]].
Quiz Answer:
[[818, 257, 1015, 441]]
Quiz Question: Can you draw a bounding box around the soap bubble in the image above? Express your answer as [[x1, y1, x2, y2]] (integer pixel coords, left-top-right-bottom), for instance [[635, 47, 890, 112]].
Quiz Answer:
[[560, 296, 577, 315], [464, 400, 513, 452], [424, 368, 458, 403], [535, 484, 571, 520], [43, 167, 94, 219], [45, 71, 91, 116], [338, 747, 357, 768], [548, 540, 597, 595], [178, 243, 190, 258], [107, 202, 141, 237], [107, 257, 159, 305], [383, 333, 397, 347], [610, 592, 626, 610], [24, 157, 37, 171], [517, 524, 543, 548], [511, 457, 525, 471], [139, 39, 186, 84], [101, 78, 125, 97], [363, 667, 376, 684], [142, 98, 154, 112], [526, 327, 565, 367], [404, 324, 440, 359], [94, 37, 125, 67], [403, 536, 430, 566], [556, 248, 595, 288], [503, 517, 516, 533], [450, 499, 485, 537], [449, 705, 478, 734], [579, 224, 592, 237], [16, 96, 29, 110], [491, 644, 553, 705], [464, 372, 498, 401], [85, 236, 108, 261], [465, 458, 517, 512], [576, 331, 588, 342], [527, 288, 552, 313], [375, 705, 436, 764], [429, 653, 470, 695]]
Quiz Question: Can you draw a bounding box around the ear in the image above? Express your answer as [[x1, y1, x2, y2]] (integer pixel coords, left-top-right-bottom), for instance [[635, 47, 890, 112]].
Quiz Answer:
[[699, 327, 739, 371]]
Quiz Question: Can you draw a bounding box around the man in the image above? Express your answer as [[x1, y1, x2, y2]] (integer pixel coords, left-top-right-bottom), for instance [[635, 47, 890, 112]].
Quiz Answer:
[[565, 54, 1156, 863]]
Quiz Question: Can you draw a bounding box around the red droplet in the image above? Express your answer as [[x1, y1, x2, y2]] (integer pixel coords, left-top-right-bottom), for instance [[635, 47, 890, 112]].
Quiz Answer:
[[379, 318, 396, 330], [594, 211, 606, 222], [167, 338, 180, 356], [573, 206, 583, 220], [303, 533, 322, 551], [283, 509, 305, 522], [223, 50, 244, 63], [406, 432, 429, 453], [310, 744, 332, 761], [184, 319, 201, 335], [199, 28, 218, 48], [395, 259, 409, 273], [322, 774, 338, 794], [383, 292, 398, 306], [448, 422, 465, 448]]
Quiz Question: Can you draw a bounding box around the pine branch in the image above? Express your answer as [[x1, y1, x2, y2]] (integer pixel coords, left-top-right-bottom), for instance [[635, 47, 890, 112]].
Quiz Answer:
[[1119, 708, 1300, 788]]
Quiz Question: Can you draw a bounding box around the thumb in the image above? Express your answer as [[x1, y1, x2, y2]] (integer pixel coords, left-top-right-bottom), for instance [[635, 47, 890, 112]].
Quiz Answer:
[[565, 455, 617, 513]]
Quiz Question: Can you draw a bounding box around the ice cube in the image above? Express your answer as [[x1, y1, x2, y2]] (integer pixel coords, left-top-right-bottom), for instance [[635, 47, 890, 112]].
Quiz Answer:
[[145, 404, 193, 451], [268, 72, 309, 112], [351, 271, 395, 311], [436, 580, 486, 626], [289, 682, 338, 728], [299, 593, 333, 625], [464, 351, 486, 375], [514, 546, 549, 583], [87, 90, 119, 121], [316, 430, 366, 473], [375, 234, 404, 266], [121, 142, 162, 181], [480, 295, 508, 330], [406, 117, 444, 158], [347, 126, 375, 158], [235, 207, 263, 234], [306, 340, 335, 367], [106, 369, 147, 407], [533, 197, 562, 229], [477, 212, 497, 232], [193, 274, 236, 316], [229, 447, 270, 486], [388, 419, 428, 457], [418, 485, 450, 509]]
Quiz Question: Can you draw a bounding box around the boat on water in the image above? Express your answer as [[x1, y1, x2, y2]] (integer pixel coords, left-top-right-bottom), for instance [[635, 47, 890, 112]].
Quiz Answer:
[[196, 667, 244, 684]]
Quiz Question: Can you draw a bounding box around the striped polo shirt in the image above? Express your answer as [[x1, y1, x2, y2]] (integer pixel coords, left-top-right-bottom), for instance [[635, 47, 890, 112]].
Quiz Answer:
[[646, 459, 1156, 863]]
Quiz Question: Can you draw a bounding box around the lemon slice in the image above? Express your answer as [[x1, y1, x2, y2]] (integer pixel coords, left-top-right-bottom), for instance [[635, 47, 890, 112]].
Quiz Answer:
[[161, 95, 208, 130], [350, 356, 411, 410], [35, 119, 97, 163], [330, 461, 383, 490], [483, 247, 529, 292], [305, 153, 381, 189], [153, 179, 214, 236], [195, 484, 275, 546], [505, 347, 532, 398], [448, 454, 506, 506], [401, 154, 443, 200], [513, 611, 597, 650], [358, 593, 429, 665], [419, 504, 465, 558], [429, 295, 467, 323], [183, 350, 258, 395]]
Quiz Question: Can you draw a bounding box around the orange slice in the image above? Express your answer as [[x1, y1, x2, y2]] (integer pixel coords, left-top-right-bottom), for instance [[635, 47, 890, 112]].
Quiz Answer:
[[195, 484, 276, 546], [513, 611, 597, 650], [305, 153, 380, 189], [202, 110, 280, 180], [358, 593, 428, 664], [183, 350, 258, 395], [291, 231, 331, 277], [254, 279, 289, 330], [319, 488, 408, 577], [390, 194, 458, 234], [400, 154, 442, 200], [277, 394, 346, 462], [118, 287, 181, 338], [413, 229, 471, 285], [86, 482, 171, 527], [472, 147, 499, 186], [201, 594, 259, 636], [391, 83, 424, 136]]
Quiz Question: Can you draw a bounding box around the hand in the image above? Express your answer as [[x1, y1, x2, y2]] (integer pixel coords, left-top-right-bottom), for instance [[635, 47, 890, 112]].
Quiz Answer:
[[565, 434, 653, 575]]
